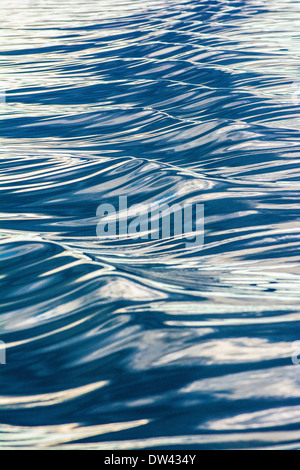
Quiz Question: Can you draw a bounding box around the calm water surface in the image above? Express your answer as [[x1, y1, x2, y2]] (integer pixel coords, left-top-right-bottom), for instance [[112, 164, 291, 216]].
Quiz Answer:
[[1, 0, 300, 449]]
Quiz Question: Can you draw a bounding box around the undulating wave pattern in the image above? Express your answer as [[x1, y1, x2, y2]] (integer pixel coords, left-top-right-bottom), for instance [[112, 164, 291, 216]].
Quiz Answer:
[[1, 0, 300, 449]]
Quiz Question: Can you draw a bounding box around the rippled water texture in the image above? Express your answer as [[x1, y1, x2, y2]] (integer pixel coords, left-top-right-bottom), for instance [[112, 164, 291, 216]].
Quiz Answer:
[[1, 0, 300, 449]]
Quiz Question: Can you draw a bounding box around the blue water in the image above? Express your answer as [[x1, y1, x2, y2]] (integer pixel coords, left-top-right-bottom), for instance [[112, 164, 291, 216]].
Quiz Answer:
[[1, 0, 300, 450]]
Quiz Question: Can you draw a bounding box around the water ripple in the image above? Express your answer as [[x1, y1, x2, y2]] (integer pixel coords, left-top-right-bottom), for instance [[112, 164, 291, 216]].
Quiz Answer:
[[1, 0, 300, 449]]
